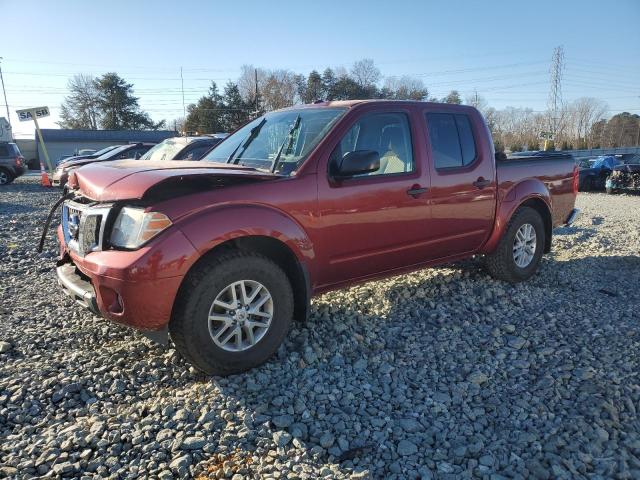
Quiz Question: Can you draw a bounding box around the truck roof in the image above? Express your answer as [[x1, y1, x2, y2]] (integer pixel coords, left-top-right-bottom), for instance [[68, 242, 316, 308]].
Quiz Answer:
[[282, 99, 478, 112]]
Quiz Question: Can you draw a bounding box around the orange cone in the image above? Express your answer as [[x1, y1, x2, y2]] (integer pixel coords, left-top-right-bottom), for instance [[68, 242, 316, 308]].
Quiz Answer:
[[40, 162, 51, 187]]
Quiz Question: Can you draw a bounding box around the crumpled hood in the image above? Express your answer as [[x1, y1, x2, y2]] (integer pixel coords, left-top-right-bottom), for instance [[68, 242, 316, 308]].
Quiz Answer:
[[67, 159, 280, 201]]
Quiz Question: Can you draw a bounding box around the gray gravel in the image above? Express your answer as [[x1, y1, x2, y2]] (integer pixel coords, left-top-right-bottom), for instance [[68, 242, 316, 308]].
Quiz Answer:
[[1, 177, 639, 479]]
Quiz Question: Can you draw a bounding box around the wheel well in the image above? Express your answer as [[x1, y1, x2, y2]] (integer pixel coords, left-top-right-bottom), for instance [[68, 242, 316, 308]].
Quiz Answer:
[[0, 167, 12, 181], [520, 198, 552, 253], [188, 236, 310, 321]]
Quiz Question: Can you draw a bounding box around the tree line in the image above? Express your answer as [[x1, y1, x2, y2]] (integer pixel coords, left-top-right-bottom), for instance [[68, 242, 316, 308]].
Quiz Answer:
[[58, 59, 639, 151], [59, 73, 165, 130]]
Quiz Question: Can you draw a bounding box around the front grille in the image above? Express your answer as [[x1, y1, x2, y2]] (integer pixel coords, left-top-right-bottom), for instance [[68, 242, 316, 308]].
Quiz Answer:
[[62, 199, 112, 256]]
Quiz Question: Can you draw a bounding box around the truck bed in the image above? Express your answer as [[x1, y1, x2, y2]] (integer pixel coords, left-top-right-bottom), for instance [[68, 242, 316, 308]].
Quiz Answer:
[[497, 154, 576, 227]]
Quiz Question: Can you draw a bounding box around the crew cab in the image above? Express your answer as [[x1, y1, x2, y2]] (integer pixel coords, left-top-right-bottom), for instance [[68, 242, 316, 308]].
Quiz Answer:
[[49, 100, 579, 375]]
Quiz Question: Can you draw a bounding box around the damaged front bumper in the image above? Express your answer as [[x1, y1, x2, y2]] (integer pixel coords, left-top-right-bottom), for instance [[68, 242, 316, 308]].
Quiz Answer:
[[57, 262, 100, 315], [56, 260, 170, 345]]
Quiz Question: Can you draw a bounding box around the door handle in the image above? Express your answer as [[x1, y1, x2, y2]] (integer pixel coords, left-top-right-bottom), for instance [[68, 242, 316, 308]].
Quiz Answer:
[[473, 177, 491, 189], [407, 185, 428, 197]]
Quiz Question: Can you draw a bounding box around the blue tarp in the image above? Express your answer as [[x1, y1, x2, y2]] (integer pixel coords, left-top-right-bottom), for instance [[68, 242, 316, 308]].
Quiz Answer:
[[591, 156, 618, 170]]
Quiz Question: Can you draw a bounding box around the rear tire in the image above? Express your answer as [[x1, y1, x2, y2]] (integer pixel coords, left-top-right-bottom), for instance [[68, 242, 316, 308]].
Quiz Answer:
[[485, 207, 545, 283], [169, 250, 294, 376], [0, 168, 14, 186]]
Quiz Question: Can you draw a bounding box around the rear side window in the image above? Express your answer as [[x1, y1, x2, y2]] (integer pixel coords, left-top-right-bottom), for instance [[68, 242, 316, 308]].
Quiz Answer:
[[426, 113, 477, 168], [0, 145, 9, 157]]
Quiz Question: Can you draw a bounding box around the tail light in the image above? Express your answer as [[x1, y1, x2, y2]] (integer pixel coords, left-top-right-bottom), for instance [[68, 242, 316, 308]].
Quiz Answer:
[[15, 156, 23, 167], [572, 165, 579, 194]]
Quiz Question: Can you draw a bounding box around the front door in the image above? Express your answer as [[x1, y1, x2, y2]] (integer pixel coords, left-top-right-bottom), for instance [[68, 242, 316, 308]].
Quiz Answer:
[[316, 109, 432, 287]]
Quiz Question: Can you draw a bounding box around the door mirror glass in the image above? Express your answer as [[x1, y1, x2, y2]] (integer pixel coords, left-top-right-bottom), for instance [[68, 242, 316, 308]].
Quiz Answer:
[[334, 150, 380, 177]]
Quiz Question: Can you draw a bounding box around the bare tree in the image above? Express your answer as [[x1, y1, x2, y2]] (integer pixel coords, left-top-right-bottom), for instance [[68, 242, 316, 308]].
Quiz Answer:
[[350, 59, 381, 87], [261, 70, 298, 111], [465, 91, 488, 113], [237, 65, 268, 110], [58, 74, 100, 129], [569, 97, 608, 148], [383, 76, 428, 100]]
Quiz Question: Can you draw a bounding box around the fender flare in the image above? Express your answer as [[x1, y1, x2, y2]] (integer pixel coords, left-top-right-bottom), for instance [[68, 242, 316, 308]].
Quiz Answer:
[[481, 179, 552, 254], [176, 204, 315, 264]]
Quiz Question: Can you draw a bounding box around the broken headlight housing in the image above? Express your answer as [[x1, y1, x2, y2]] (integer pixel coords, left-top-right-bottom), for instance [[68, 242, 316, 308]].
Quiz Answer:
[[110, 207, 172, 249]]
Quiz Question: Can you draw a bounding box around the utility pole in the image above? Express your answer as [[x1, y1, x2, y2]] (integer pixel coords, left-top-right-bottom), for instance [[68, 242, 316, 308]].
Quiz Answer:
[[0, 57, 11, 129], [546, 46, 564, 150], [180, 67, 186, 133]]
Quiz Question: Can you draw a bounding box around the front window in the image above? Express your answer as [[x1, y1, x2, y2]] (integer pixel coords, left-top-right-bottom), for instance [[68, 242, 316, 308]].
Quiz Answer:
[[203, 108, 346, 175], [140, 140, 186, 161], [331, 112, 414, 177]]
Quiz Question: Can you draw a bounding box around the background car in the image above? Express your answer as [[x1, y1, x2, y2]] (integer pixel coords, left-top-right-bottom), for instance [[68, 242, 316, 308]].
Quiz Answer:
[[606, 161, 640, 194], [578, 155, 619, 191], [76, 148, 97, 156], [0, 142, 26, 185], [52, 142, 155, 188], [56, 145, 121, 167], [139, 134, 227, 162]]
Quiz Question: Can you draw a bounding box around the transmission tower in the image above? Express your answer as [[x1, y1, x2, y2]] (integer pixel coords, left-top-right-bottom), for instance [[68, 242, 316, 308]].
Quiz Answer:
[[547, 46, 565, 141]]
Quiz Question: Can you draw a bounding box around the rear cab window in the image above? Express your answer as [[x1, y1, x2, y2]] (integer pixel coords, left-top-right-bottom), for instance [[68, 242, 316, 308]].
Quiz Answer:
[[425, 113, 477, 169]]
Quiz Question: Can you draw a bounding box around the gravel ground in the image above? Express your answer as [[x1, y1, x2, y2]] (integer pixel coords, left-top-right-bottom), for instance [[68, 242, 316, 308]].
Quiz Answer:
[[1, 176, 639, 479]]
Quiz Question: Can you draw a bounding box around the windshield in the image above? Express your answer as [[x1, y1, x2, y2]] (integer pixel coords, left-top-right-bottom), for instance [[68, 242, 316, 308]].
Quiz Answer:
[[96, 144, 130, 160], [92, 145, 118, 156], [203, 107, 346, 175], [140, 140, 185, 161]]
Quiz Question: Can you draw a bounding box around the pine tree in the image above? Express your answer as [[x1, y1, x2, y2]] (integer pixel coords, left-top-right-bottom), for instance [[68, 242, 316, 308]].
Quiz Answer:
[[222, 82, 250, 131], [321, 68, 337, 100], [305, 71, 323, 103], [95, 73, 160, 129], [442, 90, 462, 104], [184, 82, 226, 134]]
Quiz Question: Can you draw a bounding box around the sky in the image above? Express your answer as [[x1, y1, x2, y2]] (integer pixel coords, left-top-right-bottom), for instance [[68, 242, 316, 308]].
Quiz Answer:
[[1, 0, 639, 137]]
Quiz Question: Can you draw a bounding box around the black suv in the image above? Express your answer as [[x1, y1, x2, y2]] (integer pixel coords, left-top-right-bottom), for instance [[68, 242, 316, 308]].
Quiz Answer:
[[0, 142, 27, 185]]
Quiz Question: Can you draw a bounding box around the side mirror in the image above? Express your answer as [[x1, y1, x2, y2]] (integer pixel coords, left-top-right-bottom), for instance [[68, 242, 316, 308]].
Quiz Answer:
[[334, 150, 380, 178]]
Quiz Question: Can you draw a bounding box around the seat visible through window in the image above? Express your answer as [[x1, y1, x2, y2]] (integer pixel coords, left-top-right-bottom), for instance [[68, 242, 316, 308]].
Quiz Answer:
[[334, 112, 414, 177]]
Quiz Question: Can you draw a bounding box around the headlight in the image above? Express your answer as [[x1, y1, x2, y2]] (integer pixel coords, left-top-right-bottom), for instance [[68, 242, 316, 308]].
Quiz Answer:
[[110, 207, 172, 248]]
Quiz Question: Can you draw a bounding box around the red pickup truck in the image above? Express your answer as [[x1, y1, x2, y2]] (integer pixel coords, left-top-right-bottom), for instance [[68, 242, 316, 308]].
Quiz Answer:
[[52, 100, 579, 375]]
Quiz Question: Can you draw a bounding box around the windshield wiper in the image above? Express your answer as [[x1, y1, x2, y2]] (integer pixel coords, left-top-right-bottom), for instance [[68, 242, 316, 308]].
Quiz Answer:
[[271, 115, 301, 173], [226, 118, 267, 165]]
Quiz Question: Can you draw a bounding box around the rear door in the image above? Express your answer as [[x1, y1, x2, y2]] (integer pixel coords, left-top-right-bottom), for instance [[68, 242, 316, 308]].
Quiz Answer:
[[316, 106, 432, 286], [422, 107, 496, 258]]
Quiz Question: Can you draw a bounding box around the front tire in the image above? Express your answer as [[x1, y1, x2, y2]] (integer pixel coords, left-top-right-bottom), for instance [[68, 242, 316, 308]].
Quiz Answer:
[[485, 207, 545, 283], [0, 169, 14, 186], [170, 251, 294, 376]]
